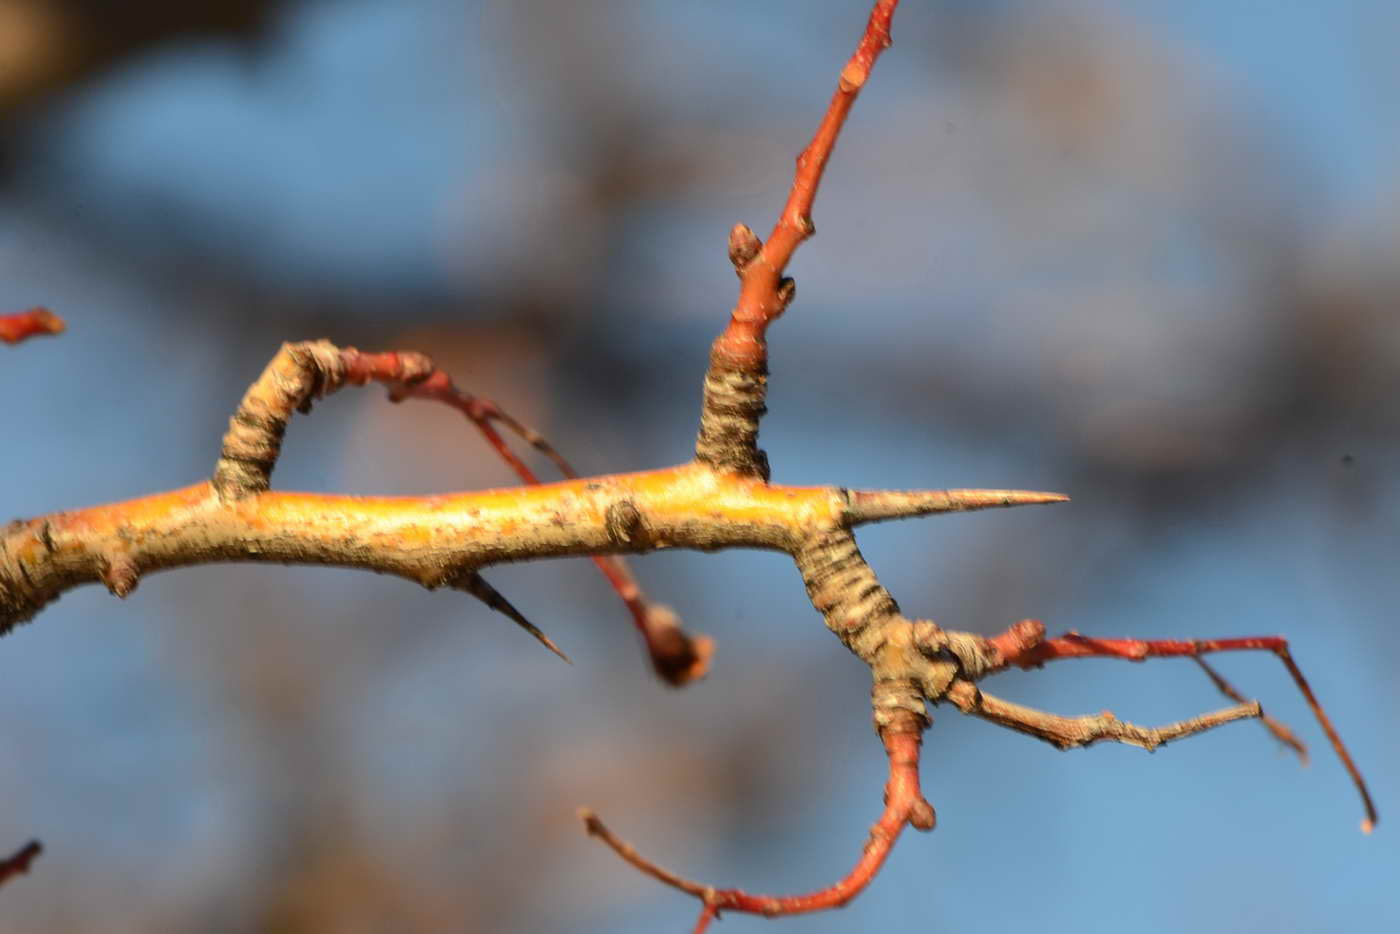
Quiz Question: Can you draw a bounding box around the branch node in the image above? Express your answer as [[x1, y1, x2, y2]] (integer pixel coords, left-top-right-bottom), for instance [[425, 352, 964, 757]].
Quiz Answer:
[[727, 223, 762, 273], [604, 500, 645, 547], [839, 62, 869, 92], [693, 355, 770, 480], [907, 797, 936, 831], [776, 276, 797, 309], [99, 553, 139, 598], [987, 618, 1047, 667]]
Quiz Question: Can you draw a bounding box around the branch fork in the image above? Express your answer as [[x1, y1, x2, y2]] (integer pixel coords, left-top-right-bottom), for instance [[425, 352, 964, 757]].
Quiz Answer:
[[1, 0, 1376, 920]]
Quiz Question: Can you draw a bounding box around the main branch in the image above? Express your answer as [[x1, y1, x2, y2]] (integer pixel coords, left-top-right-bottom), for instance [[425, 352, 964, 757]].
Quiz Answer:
[[1, 447, 1056, 637]]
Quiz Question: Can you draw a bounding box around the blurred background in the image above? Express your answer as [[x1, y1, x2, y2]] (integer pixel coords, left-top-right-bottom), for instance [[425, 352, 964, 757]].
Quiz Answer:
[[2, 0, 1397, 930]]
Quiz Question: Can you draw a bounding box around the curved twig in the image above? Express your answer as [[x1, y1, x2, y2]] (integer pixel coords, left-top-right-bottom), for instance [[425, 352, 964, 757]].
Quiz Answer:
[[582, 709, 933, 928]]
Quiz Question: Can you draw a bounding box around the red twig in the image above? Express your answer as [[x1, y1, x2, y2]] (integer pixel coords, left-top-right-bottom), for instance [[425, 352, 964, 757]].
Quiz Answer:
[[692, 904, 720, 934], [713, 0, 900, 368], [0, 308, 65, 345], [991, 623, 1377, 833], [582, 710, 933, 926], [0, 840, 41, 890], [340, 351, 712, 685]]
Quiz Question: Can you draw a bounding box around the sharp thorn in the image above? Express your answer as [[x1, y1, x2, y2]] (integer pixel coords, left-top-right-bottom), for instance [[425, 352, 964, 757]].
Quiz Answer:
[[845, 489, 1069, 525], [460, 573, 572, 664]]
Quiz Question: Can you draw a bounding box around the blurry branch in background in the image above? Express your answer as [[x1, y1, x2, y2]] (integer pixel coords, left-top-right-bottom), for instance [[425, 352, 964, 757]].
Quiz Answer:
[[0, 841, 40, 892], [0, 0, 1379, 928], [0, 0, 279, 123], [0, 307, 64, 345]]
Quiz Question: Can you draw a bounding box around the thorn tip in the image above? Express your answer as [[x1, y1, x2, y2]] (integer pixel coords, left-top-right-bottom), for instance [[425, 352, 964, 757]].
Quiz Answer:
[[459, 572, 571, 663], [846, 488, 1069, 525]]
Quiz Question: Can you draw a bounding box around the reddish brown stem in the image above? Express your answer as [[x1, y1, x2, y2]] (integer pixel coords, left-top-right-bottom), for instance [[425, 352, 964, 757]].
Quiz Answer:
[[360, 358, 711, 685], [582, 710, 933, 925], [0, 840, 41, 889], [0, 308, 65, 345], [994, 626, 1377, 832], [692, 904, 719, 934], [713, 0, 900, 368]]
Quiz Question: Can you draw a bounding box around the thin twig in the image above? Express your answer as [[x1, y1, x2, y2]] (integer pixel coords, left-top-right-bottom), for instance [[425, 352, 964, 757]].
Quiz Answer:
[[992, 629, 1376, 831], [1193, 656, 1308, 763], [946, 679, 1262, 751], [692, 904, 720, 934], [0, 308, 65, 345], [713, 0, 902, 368], [582, 711, 933, 922], [0, 840, 41, 890]]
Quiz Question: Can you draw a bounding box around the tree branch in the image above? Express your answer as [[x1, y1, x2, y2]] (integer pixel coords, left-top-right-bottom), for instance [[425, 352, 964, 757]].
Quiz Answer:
[[376, 345, 712, 683], [2, 0, 1376, 922], [1, 457, 1054, 637]]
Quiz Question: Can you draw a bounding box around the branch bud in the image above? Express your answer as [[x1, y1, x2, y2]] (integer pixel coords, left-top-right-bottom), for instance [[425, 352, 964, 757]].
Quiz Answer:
[[776, 277, 797, 309], [728, 223, 762, 273]]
